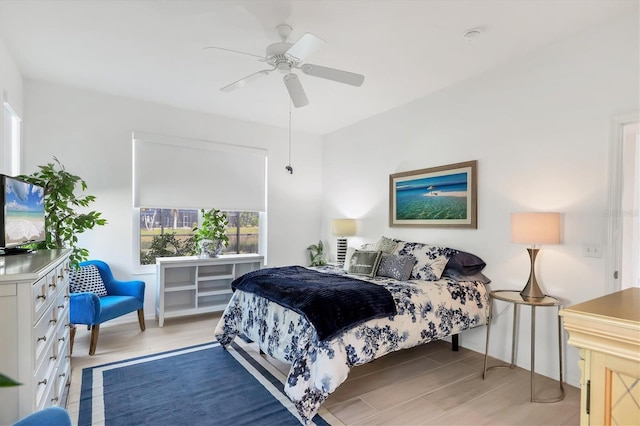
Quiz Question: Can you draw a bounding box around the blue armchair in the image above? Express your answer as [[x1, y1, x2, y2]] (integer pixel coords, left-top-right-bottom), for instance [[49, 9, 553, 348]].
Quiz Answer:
[[69, 260, 145, 355], [12, 407, 71, 426]]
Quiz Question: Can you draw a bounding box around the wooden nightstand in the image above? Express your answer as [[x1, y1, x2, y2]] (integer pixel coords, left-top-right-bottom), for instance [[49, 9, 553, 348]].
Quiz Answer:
[[483, 290, 565, 403]]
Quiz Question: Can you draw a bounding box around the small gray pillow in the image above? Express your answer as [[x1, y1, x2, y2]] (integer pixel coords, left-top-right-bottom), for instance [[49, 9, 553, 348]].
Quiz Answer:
[[376, 254, 416, 281], [347, 250, 383, 277]]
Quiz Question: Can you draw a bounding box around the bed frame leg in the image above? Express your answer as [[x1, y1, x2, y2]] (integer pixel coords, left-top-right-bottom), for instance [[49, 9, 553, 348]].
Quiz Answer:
[[260, 348, 264, 355], [452, 334, 459, 351]]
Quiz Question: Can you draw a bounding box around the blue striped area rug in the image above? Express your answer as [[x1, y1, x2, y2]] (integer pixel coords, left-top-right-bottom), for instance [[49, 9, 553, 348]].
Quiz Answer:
[[76, 340, 335, 425]]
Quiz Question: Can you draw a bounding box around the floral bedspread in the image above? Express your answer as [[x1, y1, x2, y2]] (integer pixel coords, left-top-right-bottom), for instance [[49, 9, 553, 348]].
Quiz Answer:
[[214, 267, 489, 424]]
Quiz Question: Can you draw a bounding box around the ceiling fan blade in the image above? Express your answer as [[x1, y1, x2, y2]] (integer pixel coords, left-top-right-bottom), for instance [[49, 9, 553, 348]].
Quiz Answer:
[[285, 33, 326, 62], [283, 74, 309, 107], [301, 64, 365, 87], [204, 46, 265, 61], [220, 68, 274, 92]]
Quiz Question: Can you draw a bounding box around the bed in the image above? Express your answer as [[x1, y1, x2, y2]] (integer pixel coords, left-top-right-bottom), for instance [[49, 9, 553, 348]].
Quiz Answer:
[[214, 237, 490, 424]]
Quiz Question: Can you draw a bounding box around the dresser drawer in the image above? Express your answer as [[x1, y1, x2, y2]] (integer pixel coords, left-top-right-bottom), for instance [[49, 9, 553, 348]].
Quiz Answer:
[[54, 290, 69, 327], [32, 274, 50, 323], [55, 260, 70, 288], [53, 349, 71, 405], [34, 299, 58, 372], [34, 357, 56, 411]]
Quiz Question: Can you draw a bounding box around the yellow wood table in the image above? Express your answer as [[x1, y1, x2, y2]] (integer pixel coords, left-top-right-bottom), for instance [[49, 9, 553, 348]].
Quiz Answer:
[[560, 288, 640, 426], [483, 290, 565, 403]]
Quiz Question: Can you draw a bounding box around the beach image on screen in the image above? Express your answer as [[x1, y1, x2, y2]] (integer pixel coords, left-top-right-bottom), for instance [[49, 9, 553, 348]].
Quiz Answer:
[[4, 178, 46, 246], [395, 172, 468, 220]]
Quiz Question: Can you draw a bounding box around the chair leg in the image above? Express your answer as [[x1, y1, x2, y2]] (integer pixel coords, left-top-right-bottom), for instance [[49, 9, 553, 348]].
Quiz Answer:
[[69, 324, 76, 355], [137, 309, 146, 331], [89, 324, 100, 356]]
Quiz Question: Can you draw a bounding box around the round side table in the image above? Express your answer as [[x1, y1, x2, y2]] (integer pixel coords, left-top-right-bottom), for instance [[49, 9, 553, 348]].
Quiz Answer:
[[482, 290, 565, 403]]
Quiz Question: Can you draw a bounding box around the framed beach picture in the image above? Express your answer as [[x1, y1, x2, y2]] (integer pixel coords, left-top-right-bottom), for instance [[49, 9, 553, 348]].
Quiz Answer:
[[389, 160, 477, 228]]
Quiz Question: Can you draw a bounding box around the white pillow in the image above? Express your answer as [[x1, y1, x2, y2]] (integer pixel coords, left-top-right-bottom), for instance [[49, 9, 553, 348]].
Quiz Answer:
[[343, 246, 356, 271]]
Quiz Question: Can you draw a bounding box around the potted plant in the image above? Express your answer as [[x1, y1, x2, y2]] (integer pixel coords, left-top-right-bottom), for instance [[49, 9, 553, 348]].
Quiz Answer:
[[307, 240, 326, 266], [192, 208, 229, 258], [19, 157, 107, 267]]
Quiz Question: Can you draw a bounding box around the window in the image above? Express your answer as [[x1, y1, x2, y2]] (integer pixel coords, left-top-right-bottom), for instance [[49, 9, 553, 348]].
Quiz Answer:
[[2, 102, 21, 175], [132, 133, 267, 268], [139, 208, 260, 265]]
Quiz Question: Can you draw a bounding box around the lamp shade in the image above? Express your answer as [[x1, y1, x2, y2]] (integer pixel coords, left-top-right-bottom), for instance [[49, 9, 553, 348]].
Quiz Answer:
[[511, 212, 561, 245], [331, 219, 356, 237]]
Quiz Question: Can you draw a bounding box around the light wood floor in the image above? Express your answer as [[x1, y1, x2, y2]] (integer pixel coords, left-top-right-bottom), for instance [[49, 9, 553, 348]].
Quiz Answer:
[[67, 313, 580, 426]]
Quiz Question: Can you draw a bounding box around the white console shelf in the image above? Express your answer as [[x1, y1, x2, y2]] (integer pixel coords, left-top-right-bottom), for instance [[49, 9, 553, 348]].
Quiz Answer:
[[0, 249, 72, 424], [156, 254, 263, 327]]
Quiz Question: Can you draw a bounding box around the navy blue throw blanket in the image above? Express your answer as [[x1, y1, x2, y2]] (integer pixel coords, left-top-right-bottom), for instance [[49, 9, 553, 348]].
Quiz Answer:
[[231, 266, 397, 341]]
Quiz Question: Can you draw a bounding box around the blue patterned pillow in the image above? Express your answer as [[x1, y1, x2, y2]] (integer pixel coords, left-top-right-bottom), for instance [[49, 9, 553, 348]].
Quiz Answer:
[[393, 241, 454, 281], [376, 254, 416, 281], [70, 264, 108, 296]]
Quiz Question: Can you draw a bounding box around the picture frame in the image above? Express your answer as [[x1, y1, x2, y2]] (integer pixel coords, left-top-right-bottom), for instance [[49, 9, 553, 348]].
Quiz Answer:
[[389, 160, 477, 228]]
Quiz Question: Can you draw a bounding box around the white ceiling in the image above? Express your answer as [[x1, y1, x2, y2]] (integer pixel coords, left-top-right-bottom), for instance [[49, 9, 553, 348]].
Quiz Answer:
[[1, 0, 637, 135]]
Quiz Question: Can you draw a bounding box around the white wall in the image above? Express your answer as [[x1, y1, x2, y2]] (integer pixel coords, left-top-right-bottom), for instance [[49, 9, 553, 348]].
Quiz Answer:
[[22, 80, 324, 320], [0, 37, 24, 175], [321, 13, 639, 387]]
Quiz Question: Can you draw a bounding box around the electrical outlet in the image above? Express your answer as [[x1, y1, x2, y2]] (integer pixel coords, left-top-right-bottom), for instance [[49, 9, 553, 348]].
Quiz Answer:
[[583, 244, 602, 258]]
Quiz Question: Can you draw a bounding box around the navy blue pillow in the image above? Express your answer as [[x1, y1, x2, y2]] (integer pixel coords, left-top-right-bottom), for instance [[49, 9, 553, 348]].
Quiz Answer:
[[445, 250, 486, 275]]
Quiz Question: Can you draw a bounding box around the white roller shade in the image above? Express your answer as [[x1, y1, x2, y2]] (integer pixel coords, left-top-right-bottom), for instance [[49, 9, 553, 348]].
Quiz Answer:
[[133, 132, 267, 211]]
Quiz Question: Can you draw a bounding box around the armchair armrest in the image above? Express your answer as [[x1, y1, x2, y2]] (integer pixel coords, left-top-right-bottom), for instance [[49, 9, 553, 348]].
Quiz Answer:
[[104, 278, 145, 302], [69, 292, 101, 325]]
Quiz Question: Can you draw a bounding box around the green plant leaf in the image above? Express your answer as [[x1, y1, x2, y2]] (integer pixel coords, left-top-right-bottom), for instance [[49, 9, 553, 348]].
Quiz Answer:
[[0, 373, 21, 387]]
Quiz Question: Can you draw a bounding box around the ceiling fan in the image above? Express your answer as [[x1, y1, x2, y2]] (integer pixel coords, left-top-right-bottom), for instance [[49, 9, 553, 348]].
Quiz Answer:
[[205, 24, 365, 107]]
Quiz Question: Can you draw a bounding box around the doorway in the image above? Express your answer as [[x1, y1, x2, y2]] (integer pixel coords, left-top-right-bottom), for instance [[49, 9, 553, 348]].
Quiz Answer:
[[608, 115, 640, 291]]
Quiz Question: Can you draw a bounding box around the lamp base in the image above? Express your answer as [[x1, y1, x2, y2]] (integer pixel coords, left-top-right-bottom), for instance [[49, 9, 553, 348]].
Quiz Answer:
[[520, 247, 546, 300], [336, 238, 348, 266]]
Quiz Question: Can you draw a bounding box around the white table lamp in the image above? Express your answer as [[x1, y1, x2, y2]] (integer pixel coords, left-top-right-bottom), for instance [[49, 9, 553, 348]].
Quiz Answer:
[[511, 212, 561, 300], [331, 219, 356, 266]]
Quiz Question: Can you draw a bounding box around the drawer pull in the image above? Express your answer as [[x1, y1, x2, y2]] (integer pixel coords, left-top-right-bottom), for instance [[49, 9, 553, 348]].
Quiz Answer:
[[58, 304, 65, 309], [38, 378, 47, 386], [59, 372, 66, 378], [50, 319, 58, 325], [50, 355, 57, 361], [36, 294, 47, 300], [51, 396, 59, 403], [49, 283, 57, 289], [37, 336, 47, 342], [58, 337, 65, 342], [58, 273, 65, 279]]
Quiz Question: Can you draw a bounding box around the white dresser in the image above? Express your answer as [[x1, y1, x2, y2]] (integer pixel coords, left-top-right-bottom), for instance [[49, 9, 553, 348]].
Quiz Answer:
[[0, 249, 72, 424], [156, 254, 263, 327]]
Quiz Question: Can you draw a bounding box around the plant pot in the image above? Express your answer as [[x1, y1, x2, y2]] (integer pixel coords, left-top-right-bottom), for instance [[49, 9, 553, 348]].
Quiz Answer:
[[198, 239, 224, 258]]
